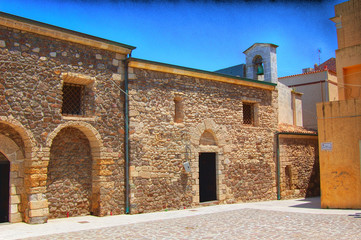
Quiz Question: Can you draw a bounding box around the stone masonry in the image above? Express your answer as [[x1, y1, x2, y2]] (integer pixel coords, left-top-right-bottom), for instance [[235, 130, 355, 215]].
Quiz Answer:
[[127, 65, 279, 213], [279, 136, 320, 199], [0, 16, 132, 223]]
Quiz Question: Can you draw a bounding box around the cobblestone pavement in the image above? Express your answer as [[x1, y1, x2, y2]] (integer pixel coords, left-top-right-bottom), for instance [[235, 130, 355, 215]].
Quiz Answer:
[[23, 208, 361, 240]]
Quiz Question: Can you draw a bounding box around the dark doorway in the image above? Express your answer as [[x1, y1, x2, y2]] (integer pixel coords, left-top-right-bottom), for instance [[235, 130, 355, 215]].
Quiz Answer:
[[199, 152, 217, 202], [0, 154, 10, 223]]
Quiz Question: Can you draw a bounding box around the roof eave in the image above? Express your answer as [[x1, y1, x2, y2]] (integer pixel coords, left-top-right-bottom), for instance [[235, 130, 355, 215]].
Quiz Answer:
[[128, 58, 276, 91], [0, 11, 136, 55]]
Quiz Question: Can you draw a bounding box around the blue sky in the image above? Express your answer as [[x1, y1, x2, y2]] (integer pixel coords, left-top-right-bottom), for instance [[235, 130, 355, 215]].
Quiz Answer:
[[0, 0, 345, 77]]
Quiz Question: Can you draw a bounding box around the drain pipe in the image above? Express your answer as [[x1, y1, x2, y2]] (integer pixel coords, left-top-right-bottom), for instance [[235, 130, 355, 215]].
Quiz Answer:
[[124, 57, 130, 214], [275, 131, 318, 200], [276, 132, 281, 200]]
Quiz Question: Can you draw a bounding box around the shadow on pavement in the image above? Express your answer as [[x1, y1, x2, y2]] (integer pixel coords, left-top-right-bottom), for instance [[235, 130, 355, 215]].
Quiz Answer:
[[289, 197, 321, 209]]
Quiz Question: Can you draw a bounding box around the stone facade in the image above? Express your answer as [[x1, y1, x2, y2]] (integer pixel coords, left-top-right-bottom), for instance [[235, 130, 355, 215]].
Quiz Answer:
[[127, 65, 279, 213], [279, 136, 320, 199]]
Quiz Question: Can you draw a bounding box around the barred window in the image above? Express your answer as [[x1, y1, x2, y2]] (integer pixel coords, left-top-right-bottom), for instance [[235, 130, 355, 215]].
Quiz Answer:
[[62, 83, 84, 115], [243, 103, 254, 125]]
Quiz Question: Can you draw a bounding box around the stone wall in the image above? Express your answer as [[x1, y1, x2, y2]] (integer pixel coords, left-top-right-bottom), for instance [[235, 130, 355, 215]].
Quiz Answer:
[[279, 136, 319, 199], [128, 67, 278, 213], [0, 24, 127, 223]]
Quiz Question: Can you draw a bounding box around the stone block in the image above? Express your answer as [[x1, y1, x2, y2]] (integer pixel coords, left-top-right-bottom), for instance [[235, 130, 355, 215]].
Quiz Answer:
[[29, 208, 48, 218], [10, 213, 22, 223], [99, 169, 112, 176], [128, 73, 136, 79], [10, 195, 21, 204], [10, 204, 18, 214], [115, 53, 126, 60], [139, 171, 150, 178], [0, 40, 6, 47], [112, 59, 119, 66], [10, 186, 17, 195], [112, 73, 122, 81], [29, 200, 48, 210]]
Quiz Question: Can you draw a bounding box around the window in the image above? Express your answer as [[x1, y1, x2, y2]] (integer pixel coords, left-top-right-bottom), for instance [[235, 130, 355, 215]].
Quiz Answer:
[[174, 97, 184, 123], [243, 103, 254, 125], [61, 72, 95, 117], [62, 83, 84, 115]]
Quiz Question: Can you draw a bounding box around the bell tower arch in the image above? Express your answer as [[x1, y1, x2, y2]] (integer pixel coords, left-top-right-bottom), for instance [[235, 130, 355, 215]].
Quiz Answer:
[[244, 43, 278, 84]]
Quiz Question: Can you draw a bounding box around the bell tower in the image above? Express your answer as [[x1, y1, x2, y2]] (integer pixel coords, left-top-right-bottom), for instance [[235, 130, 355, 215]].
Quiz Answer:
[[243, 43, 278, 84]]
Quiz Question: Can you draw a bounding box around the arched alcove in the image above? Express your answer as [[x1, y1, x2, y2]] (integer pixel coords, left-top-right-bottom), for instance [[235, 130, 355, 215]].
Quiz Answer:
[[47, 127, 93, 218], [45, 121, 105, 218]]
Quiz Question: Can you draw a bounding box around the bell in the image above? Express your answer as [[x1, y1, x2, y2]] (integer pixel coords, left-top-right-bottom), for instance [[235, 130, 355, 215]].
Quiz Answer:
[[257, 64, 264, 75]]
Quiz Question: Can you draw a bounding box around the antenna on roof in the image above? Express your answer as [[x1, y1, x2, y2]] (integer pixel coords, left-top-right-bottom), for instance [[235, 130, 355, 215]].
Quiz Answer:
[[317, 48, 322, 65]]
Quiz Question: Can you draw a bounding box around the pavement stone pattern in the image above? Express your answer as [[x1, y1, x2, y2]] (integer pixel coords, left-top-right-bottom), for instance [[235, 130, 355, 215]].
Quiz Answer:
[[23, 208, 361, 240]]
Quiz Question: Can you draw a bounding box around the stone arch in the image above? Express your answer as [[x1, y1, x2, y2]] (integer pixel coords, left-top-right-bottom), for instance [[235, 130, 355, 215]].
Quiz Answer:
[[199, 130, 217, 146], [46, 121, 104, 159], [45, 121, 105, 218], [190, 119, 227, 147], [0, 117, 36, 223], [0, 116, 37, 158]]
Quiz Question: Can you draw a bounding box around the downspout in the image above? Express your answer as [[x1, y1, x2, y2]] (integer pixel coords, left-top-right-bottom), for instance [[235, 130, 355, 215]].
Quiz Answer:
[[124, 56, 130, 214], [276, 132, 281, 200], [275, 131, 318, 200], [325, 70, 329, 102]]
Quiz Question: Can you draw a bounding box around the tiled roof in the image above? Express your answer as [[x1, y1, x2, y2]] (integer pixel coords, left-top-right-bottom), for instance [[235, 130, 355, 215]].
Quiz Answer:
[[278, 69, 336, 79], [278, 123, 317, 135], [315, 58, 336, 72], [279, 58, 337, 79]]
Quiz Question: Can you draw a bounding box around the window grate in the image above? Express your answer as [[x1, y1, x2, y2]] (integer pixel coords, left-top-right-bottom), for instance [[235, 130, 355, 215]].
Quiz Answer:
[[243, 103, 254, 125], [62, 83, 84, 115]]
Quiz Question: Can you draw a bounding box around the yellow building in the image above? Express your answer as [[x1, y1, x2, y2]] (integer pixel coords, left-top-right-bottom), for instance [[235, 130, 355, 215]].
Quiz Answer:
[[317, 0, 361, 209], [330, 0, 361, 100]]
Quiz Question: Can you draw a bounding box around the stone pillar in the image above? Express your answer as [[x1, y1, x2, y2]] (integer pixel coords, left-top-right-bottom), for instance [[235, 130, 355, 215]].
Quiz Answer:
[[24, 150, 49, 224]]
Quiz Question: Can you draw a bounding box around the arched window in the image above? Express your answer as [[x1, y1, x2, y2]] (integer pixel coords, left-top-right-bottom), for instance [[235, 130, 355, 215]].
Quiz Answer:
[[253, 55, 264, 81]]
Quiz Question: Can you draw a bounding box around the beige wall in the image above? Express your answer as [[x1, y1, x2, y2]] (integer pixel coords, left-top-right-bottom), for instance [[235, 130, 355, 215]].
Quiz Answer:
[[277, 82, 303, 126], [279, 71, 337, 130], [317, 99, 361, 208]]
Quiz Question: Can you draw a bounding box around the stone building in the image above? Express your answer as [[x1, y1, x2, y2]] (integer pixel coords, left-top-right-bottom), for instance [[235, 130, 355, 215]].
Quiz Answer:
[[0, 11, 319, 224]]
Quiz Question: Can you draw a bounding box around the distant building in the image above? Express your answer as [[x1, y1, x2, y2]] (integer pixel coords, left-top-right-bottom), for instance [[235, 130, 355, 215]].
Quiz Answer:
[[317, 0, 361, 209], [279, 58, 338, 130]]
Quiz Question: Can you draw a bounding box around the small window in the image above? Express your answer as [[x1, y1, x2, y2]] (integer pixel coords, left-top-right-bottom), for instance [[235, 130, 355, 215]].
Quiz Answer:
[[62, 83, 84, 115], [174, 97, 184, 123], [243, 103, 254, 125]]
